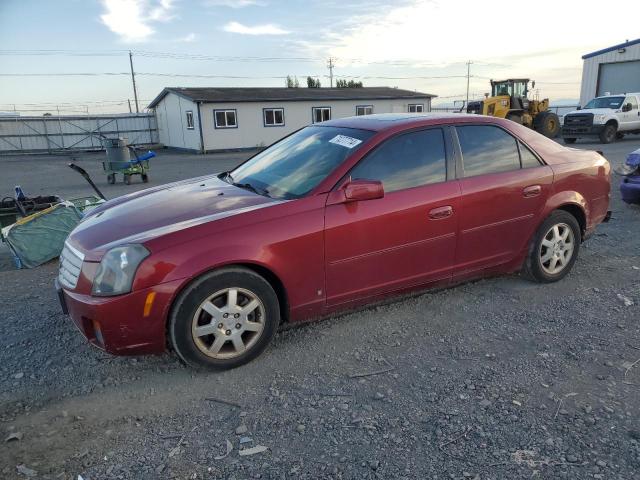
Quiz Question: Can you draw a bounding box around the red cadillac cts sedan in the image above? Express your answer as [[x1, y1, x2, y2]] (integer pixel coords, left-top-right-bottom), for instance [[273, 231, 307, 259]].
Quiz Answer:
[[56, 114, 611, 369]]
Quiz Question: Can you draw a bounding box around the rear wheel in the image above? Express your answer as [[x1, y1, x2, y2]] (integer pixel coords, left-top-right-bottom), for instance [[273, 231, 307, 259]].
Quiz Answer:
[[599, 123, 617, 144], [142, 173, 149, 183], [563, 137, 577, 144], [506, 113, 523, 124], [523, 210, 581, 283], [169, 268, 280, 370], [533, 112, 560, 138], [123, 174, 131, 185]]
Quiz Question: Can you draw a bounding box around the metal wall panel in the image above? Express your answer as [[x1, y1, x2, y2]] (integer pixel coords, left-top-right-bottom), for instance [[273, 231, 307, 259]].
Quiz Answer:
[[0, 114, 158, 154]]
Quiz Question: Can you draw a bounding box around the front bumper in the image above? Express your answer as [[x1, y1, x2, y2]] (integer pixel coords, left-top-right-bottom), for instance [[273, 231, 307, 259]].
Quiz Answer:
[[56, 278, 183, 355], [562, 125, 605, 138]]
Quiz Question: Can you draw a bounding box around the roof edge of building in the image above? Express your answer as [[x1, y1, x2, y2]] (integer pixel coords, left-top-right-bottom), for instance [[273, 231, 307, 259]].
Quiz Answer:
[[148, 87, 436, 109], [582, 38, 640, 59]]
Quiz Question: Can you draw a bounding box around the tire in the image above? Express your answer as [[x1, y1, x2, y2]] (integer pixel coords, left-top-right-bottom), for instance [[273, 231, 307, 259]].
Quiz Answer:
[[599, 123, 617, 144], [142, 173, 149, 183], [506, 113, 523, 124], [123, 174, 131, 185], [107, 173, 116, 184], [616, 132, 625, 140], [563, 137, 577, 144], [533, 112, 560, 138], [523, 210, 581, 283], [169, 267, 280, 370]]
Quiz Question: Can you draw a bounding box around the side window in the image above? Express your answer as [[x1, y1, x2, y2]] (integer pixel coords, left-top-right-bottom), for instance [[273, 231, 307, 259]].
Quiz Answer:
[[350, 129, 447, 193], [214, 109, 237, 129], [185, 111, 194, 129], [626, 96, 638, 110], [519, 141, 542, 168], [456, 125, 520, 177]]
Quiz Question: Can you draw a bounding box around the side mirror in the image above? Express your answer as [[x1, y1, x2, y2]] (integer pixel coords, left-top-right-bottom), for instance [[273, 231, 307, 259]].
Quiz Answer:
[[622, 103, 632, 112], [344, 179, 384, 202], [576, 106, 582, 110]]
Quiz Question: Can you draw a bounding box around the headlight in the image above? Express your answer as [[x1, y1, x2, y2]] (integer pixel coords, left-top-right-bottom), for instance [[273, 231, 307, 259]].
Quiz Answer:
[[593, 114, 606, 124], [92, 244, 149, 296]]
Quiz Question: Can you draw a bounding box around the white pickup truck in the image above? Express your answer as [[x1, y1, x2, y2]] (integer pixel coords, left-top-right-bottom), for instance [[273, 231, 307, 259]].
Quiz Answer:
[[562, 93, 640, 144]]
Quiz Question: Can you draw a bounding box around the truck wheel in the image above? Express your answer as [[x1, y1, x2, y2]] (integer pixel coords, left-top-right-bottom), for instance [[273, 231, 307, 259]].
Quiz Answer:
[[599, 123, 617, 144], [169, 267, 280, 370], [616, 132, 625, 140], [523, 210, 581, 283], [534, 112, 560, 138], [506, 113, 523, 124], [563, 138, 577, 144]]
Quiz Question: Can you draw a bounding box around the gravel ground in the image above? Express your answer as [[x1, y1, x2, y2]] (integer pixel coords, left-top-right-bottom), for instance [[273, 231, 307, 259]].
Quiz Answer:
[[1, 139, 639, 480]]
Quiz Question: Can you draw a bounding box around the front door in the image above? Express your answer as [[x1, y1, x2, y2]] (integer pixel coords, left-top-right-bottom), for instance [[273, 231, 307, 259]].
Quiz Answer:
[[453, 124, 552, 272], [324, 128, 460, 307]]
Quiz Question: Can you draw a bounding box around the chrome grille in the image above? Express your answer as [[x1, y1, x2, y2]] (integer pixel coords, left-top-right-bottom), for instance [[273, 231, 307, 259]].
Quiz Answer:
[[58, 242, 85, 289]]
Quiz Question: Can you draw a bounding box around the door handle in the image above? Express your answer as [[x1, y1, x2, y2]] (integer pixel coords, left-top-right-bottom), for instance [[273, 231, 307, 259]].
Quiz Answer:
[[428, 205, 453, 220], [523, 185, 541, 198]]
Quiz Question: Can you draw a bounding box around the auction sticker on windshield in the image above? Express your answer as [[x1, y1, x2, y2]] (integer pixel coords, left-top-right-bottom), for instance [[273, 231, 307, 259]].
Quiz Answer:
[[329, 134, 363, 149]]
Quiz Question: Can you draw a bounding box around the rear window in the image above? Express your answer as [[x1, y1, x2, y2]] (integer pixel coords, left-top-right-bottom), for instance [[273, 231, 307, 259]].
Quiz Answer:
[[457, 125, 520, 177]]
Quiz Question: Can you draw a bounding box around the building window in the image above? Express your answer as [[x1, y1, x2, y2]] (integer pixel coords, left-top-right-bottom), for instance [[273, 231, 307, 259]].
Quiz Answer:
[[312, 107, 331, 123], [356, 105, 373, 116], [408, 104, 424, 113], [185, 110, 194, 129], [263, 108, 285, 127], [214, 109, 237, 129]]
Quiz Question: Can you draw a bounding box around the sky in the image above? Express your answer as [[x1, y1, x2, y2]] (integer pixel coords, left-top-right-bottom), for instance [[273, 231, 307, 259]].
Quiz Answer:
[[1, 0, 639, 114]]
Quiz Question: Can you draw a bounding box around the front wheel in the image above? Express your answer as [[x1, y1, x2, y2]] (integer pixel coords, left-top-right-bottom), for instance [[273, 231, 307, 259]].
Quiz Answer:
[[523, 211, 581, 283], [169, 268, 280, 370], [599, 123, 617, 144]]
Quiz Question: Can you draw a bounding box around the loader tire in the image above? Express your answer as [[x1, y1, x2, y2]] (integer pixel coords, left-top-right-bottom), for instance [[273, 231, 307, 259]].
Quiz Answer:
[[534, 112, 560, 138]]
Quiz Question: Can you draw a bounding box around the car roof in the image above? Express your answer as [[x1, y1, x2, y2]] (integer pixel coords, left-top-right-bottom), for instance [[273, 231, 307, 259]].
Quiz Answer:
[[320, 112, 500, 132]]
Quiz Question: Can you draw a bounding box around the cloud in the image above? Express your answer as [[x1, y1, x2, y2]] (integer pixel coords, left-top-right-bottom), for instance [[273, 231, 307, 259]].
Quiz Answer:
[[223, 21, 289, 35], [178, 32, 196, 42], [204, 0, 266, 6], [100, 0, 176, 42], [299, 0, 640, 101]]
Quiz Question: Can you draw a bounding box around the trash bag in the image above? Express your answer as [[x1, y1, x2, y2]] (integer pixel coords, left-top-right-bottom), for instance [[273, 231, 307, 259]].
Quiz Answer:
[[2, 202, 82, 268]]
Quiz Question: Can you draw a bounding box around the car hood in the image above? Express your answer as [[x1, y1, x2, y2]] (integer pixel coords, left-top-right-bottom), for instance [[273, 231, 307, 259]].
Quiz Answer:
[[565, 108, 615, 116], [68, 174, 279, 258]]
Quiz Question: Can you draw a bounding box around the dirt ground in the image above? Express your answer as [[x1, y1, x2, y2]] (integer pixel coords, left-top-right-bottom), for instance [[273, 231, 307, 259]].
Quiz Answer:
[[1, 138, 639, 480]]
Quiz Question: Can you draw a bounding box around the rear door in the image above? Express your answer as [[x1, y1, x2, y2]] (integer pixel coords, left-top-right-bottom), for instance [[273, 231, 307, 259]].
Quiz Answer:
[[324, 127, 460, 307], [623, 95, 640, 130], [453, 124, 553, 273]]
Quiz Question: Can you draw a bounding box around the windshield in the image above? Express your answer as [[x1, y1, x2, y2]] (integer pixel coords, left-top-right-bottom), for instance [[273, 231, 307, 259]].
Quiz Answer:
[[226, 126, 374, 199], [584, 96, 624, 110]]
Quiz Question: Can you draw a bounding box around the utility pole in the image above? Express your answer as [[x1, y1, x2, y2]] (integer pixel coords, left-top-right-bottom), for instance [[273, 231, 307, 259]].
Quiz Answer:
[[327, 57, 335, 88], [465, 60, 473, 108], [128, 99, 132, 113], [129, 50, 139, 113]]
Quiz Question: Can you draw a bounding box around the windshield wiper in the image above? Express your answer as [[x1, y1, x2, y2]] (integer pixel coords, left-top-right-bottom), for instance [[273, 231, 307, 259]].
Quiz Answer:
[[219, 171, 234, 184], [234, 182, 271, 198]]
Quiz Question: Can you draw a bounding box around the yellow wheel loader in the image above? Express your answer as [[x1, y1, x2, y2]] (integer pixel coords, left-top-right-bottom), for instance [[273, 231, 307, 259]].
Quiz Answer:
[[466, 79, 560, 138]]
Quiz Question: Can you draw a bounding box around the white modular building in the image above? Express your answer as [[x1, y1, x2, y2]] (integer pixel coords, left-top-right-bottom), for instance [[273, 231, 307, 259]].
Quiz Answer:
[[579, 38, 640, 105], [148, 87, 435, 152]]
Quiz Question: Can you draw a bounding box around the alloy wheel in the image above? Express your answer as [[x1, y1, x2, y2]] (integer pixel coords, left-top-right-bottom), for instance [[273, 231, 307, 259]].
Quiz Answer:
[[191, 287, 265, 359], [539, 223, 575, 275]]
